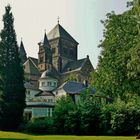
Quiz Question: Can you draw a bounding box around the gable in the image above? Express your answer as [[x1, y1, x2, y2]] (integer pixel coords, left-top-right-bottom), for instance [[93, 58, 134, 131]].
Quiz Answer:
[[62, 58, 87, 73], [24, 58, 40, 75], [80, 58, 94, 76], [47, 24, 78, 44]]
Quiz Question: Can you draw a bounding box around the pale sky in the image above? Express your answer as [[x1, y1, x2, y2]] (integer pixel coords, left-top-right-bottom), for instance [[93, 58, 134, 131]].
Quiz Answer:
[[0, 0, 129, 68]]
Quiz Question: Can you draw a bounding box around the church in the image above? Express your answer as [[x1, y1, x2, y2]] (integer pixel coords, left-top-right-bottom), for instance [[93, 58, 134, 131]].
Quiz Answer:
[[19, 22, 94, 120]]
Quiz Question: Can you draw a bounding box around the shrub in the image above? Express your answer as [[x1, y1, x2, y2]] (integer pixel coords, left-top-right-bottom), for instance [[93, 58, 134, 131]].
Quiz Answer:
[[25, 117, 55, 134]]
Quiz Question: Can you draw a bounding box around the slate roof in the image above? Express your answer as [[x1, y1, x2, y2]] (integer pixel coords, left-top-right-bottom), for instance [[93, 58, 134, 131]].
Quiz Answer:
[[59, 81, 86, 94], [35, 91, 55, 97], [24, 82, 39, 90], [24, 57, 40, 75], [47, 24, 78, 44], [28, 57, 38, 68], [40, 66, 60, 79], [43, 32, 50, 46], [19, 40, 27, 55], [57, 81, 96, 95], [62, 58, 87, 73]]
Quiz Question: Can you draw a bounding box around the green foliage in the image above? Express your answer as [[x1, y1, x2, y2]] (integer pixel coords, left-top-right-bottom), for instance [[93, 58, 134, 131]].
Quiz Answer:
[[93, 3, 140, 98], [64, 109, 81, 135], [80, 96, 101, 135], [64, 73, 78, 82], [25, 118, 55, 134], [53, 96, 75, 134], [100, 104, 114, 135], [53, 94, 102, 135], [0, 5, 25, 130], [110, 96, 140, 135]]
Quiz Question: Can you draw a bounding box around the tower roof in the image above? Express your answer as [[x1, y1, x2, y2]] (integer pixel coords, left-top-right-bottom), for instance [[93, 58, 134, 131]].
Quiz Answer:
[[40, 66, 59, 79], [43, 32, 50, 46], [19, 40, 26, 55], [47, 24, 78, 44]]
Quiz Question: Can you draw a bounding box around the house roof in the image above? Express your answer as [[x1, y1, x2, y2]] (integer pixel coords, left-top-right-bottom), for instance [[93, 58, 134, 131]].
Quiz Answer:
[[60, 81, 86, 94], [47, 23, 78, 44], [40, 66, 60, 79], [35, 91, 55, 97], [26, 104, 55, 108], [24, 57, 40, 75], [28, 57, 38, 68], [62, 58, 87, 73], [57, 81, 96, 95], [24, 82, 39, 90]]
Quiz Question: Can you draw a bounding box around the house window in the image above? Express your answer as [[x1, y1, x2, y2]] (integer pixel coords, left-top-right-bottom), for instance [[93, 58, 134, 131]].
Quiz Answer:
[[41, 82, 45, 86], [27, 90, 30, 95], [48, 99, 53, 103], [47, 82, 52, 86], [40, 56, 43, 63], [24, 112, 32, 121], [54, 82, 57, 87], [52, 48, 55, 54], [48, 108, 52, 117]]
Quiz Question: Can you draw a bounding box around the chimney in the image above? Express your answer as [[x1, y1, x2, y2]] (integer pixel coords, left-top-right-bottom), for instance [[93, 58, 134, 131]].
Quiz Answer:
[[83, 80, 88, 88]]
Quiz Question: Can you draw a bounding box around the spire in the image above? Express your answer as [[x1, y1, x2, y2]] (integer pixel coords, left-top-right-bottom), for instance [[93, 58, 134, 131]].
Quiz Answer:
[[43, 30, 50, 47], [19, 39, 27, 64]]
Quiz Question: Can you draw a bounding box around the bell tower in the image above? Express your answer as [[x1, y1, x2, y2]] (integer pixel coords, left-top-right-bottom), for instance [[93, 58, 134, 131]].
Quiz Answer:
[[38, 32, 52, 72]]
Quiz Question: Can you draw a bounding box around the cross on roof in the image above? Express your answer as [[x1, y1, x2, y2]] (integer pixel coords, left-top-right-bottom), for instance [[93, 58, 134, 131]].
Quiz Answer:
[[57, 16, 60, 24]]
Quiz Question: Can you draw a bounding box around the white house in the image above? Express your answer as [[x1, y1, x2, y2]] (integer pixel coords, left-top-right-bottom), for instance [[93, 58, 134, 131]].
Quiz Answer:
[[55, 81, 87, 103], [24, 69, 58, 120]]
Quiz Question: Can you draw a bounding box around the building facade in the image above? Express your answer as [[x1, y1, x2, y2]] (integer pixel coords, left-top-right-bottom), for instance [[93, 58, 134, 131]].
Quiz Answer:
[[20, 23, 94, 119]]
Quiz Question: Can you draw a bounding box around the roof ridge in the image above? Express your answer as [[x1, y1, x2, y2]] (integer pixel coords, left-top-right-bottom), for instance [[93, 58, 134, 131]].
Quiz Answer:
[[28, 56, 38, 60], [29, 57, 39, 70], [47, 23, 78, 44], [80, 58, 88, 70]]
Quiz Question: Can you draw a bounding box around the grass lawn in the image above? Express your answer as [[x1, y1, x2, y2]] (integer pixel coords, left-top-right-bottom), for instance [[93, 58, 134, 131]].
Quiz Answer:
[[0, 131, 136, 140]]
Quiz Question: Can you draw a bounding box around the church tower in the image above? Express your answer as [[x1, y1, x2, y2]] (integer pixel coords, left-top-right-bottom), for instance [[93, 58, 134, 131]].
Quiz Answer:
[[38, 32, 52, 72], [19, 39, 27, 64], [47, 22, 79, 72]]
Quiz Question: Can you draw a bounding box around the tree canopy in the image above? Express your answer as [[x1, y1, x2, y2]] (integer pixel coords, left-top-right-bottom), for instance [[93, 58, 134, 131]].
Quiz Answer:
[[0, 5, 25, 130], [92, 1, 140, 98]]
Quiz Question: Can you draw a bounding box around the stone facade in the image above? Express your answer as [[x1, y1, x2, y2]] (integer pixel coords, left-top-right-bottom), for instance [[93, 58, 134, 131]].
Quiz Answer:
[[20, 23, 94, 119]]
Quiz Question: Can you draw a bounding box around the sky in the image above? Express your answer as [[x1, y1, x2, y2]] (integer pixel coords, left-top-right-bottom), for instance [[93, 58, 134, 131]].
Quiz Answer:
[[0, 0, 129, 68]]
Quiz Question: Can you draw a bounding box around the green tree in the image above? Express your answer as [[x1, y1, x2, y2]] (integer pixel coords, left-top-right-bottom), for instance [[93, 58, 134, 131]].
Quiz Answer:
[[64, 73, 78, 82], [127, 0, 140, 96], [93, 3, 140, 98], [0, 5, 25, 130], [53, 96, 75, 134], [80, 96, 101, 135], [110, 96, 140, 135]]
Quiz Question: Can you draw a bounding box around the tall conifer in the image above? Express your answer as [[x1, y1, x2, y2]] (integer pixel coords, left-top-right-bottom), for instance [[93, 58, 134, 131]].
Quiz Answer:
[[0, 5, 25, 130]]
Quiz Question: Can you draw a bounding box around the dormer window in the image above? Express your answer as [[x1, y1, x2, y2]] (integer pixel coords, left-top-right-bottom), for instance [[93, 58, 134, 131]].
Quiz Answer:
[[41, 82, 45, 86], [54, 82, 56, 86]]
